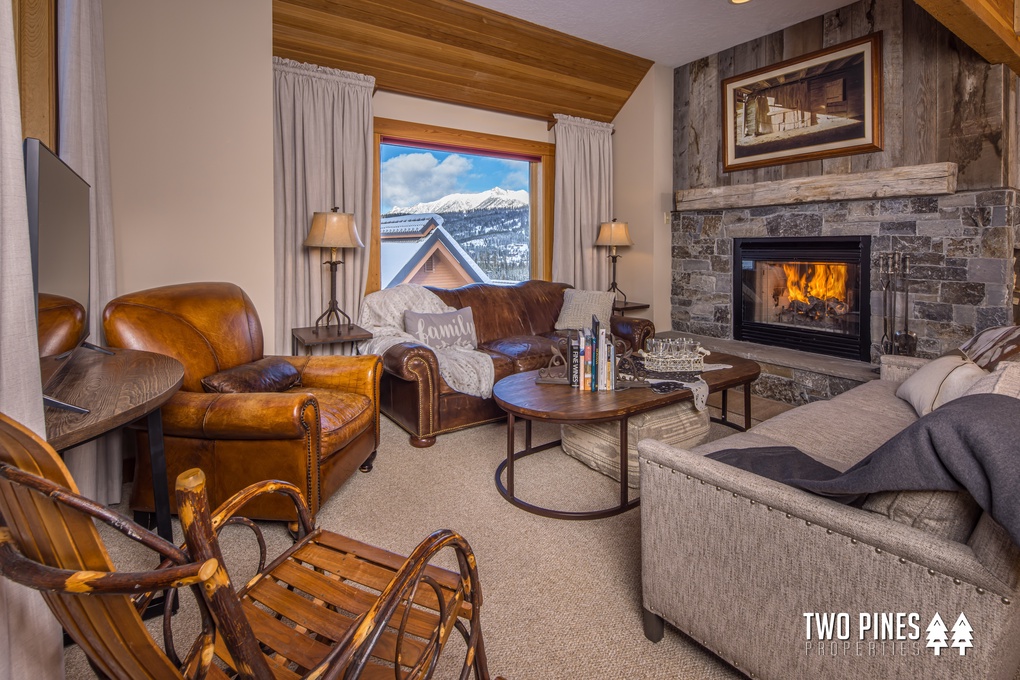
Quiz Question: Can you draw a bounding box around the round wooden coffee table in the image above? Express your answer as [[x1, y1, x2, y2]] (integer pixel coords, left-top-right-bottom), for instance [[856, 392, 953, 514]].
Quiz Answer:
[[492, 352, 761, 520]]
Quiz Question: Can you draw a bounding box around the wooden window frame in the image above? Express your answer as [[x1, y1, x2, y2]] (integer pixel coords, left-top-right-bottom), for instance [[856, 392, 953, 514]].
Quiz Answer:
[[368, 118, 555, 294]]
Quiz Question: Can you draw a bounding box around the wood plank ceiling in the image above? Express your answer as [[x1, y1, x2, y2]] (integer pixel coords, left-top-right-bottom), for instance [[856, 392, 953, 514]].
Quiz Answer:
[[272, 0, 654, 124]]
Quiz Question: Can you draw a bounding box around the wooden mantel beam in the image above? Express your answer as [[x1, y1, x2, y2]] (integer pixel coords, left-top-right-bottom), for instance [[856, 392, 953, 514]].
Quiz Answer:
[[675, 163, 958, 212], [914, 0, 1020, 74]]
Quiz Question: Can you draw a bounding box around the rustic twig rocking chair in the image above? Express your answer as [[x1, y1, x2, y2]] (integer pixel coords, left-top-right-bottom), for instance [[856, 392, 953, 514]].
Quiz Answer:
[[0, 411, 494, 679]]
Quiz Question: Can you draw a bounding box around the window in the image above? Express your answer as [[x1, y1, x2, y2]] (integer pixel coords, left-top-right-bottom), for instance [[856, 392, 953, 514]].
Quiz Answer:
[[370, 119, 554, 293]]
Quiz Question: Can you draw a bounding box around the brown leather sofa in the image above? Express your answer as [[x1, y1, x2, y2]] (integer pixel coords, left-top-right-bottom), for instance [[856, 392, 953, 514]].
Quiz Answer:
[[103, 282, 380, 522], [380, 280, 654, 447]]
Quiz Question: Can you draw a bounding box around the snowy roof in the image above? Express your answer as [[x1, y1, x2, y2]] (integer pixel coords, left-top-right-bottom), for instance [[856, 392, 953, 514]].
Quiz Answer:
[[380, 213, 443, 239], [379, 217, 490, 288]]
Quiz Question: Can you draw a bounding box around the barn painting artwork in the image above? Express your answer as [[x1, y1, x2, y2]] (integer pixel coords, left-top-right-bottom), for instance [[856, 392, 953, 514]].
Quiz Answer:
[[722, 33, 883, 172]]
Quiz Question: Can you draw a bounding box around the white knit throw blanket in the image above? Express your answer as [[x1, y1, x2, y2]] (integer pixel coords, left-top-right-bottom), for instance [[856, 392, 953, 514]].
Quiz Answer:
[[358, 284, 495, 398]]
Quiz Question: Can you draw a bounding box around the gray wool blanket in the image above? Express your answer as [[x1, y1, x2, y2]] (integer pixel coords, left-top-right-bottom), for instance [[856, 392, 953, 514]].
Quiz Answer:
[[707, 393, 1020, 546]]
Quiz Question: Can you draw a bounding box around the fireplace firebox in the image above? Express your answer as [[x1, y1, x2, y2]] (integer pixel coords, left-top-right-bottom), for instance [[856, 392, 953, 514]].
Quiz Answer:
[[733, 236, 871, 360]]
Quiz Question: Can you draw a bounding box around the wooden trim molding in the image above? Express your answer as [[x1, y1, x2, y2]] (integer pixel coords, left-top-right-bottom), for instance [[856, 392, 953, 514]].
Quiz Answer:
[[369, 118, 554, 293], [675, 162, 958, 211], [13, 0, 56, 148]]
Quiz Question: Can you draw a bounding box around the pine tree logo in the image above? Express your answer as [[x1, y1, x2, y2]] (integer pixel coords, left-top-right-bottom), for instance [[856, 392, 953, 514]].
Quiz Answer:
[[926, 613, 949, 656], [951, 613, 974, 656]]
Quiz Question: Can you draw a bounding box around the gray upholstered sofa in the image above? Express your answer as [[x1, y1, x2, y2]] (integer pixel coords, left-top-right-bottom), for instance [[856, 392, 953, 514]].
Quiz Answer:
[[638, 354, 1020, 680]]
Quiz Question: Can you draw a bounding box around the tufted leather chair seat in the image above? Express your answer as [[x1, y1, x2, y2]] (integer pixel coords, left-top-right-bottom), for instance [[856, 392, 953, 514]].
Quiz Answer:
[[380, 280, 655, 447], [103, 282, 380, 522]]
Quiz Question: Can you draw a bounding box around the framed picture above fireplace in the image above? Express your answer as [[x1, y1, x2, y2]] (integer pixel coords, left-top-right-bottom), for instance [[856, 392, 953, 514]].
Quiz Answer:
[[722, 33, 883, 173]]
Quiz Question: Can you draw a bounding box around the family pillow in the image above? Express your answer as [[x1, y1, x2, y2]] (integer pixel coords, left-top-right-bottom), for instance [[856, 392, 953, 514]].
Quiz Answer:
[[404, 307, 478, 349]]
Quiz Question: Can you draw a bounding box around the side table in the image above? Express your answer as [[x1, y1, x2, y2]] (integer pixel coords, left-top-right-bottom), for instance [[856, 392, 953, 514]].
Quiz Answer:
[[613, 300, 650, 315], [44, 347, 184, 543], [292, 324, 373, 356]]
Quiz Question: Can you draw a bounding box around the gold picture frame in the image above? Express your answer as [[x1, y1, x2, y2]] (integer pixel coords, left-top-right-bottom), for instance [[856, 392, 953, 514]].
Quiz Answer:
[[722, 33, 883, 173]]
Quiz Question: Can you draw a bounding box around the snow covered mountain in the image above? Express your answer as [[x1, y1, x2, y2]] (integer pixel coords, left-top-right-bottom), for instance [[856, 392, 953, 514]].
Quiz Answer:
[[387, 187, 528, 215]]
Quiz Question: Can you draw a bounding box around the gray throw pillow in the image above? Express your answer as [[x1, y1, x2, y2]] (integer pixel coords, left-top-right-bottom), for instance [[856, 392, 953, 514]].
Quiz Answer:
[[404, 307, 477, 350], [554, 289, 615, 331], [201, 357, 301, 393]]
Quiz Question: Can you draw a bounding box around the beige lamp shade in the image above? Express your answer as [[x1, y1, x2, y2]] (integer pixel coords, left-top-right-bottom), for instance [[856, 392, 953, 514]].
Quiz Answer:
[[304, 208, 365, 250], [595, 219, 634, 250]]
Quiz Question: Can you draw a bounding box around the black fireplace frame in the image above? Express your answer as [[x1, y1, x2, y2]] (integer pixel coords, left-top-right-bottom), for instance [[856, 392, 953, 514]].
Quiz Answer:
[[732, 236, 871, 361]]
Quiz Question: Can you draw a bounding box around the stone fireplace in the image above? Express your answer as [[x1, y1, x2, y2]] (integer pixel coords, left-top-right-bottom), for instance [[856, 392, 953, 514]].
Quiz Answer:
[[670, 187, 1017, 363], [733, 236, 871, 360], [669, 0, 1020, 403]]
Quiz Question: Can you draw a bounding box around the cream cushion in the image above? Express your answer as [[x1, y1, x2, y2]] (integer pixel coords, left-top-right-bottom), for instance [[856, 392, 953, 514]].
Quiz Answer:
[[963, 359, 1020, 398], [561, 401, 709, 488], [895, 354, 987, 417], [554, 289, 615, 331]]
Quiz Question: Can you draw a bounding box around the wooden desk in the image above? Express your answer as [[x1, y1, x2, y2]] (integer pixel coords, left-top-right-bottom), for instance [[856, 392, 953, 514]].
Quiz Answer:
[[44, 347, 184, 542]]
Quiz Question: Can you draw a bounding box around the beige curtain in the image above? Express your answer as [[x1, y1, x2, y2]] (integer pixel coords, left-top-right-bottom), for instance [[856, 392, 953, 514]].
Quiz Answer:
[[273, 58, 374, 354], [57, 0, 122, 505], [0, 1, 65, 677], [551, 113, 614, 290]]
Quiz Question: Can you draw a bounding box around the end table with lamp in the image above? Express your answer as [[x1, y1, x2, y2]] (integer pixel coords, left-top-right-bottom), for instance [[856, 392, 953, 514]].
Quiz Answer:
[[303, 207, 364, 333], [596, 218, 634, 305]]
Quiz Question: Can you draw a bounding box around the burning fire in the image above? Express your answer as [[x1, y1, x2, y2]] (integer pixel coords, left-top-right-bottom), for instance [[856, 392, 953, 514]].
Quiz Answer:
[[783, 263, 848, 304]]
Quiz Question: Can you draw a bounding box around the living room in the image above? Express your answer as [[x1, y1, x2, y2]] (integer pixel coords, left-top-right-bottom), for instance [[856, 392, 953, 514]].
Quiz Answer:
[[4, 0, 1020, 679]]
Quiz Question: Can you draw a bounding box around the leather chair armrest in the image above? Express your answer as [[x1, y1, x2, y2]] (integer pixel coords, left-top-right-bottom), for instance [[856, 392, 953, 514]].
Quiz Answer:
[[381, 342, 440, 384], [282, 354, 381, 399], [611, 316, 655, 352], [161, 391, 317, 440]]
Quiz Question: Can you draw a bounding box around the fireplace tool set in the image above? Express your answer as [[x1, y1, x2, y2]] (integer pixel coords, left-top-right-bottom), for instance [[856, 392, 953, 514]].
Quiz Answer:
[[879, 253, 917, 356]]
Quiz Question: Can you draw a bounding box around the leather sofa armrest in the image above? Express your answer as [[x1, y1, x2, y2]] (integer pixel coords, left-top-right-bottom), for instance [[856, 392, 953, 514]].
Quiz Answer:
[[161, 391, 317, 440], [381, 342, 441, 383], [611, 316, 655, 352], [282, 354, 381, 400]]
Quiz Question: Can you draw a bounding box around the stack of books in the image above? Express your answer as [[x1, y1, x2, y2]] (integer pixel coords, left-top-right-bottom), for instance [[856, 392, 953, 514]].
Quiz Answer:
[[567, 314, 616, 391]]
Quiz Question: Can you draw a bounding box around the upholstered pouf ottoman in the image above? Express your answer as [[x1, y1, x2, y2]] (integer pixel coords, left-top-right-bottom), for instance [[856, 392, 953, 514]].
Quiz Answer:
[[560, 401, 710, 488]]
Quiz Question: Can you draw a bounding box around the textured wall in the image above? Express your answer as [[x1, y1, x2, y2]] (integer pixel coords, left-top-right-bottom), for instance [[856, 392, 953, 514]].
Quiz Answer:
[[673, 0, 1018, 193]]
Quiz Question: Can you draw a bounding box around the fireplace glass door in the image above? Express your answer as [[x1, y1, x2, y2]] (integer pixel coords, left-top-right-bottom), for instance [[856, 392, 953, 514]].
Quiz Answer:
[[733, 237, 870, 360]]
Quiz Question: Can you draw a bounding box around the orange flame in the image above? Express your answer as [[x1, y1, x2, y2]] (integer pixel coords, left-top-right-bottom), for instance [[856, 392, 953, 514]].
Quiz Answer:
[[782, 263, 847, 304]]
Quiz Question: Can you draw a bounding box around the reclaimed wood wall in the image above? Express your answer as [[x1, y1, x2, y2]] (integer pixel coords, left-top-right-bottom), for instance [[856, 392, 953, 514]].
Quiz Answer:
[[674, 0, 1018, 193]]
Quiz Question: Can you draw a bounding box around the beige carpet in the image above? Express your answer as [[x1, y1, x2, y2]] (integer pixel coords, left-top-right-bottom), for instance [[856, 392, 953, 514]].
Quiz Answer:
[[63, 402, 787, 679]]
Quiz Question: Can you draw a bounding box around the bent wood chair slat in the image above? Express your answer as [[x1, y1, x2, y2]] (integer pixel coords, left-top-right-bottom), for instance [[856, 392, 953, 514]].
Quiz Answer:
[[0, 412, 495, 679]]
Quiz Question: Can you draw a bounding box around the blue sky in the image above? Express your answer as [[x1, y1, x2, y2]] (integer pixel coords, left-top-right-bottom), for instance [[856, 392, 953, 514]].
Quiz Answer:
[[380, 143, 529, 213]]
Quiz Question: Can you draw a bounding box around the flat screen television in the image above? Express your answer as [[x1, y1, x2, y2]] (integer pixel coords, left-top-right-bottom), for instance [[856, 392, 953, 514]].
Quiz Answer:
[[24, 138, 92, 407]]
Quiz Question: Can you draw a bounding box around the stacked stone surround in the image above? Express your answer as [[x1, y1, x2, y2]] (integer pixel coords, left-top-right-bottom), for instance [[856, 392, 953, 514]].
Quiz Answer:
[[671, 190, 1019, 403]]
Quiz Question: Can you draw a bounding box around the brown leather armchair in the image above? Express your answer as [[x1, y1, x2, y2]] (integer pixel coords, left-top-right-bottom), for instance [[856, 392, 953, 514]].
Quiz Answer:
[[103, 282, 380, 522], [37, 292, 87, 357], [381, 280, 655, 447]]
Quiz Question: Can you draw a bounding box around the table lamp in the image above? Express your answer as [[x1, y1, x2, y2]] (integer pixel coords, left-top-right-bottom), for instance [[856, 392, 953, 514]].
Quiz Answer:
[[304, 207, 364, 333], [595, 218, 634, 304]]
